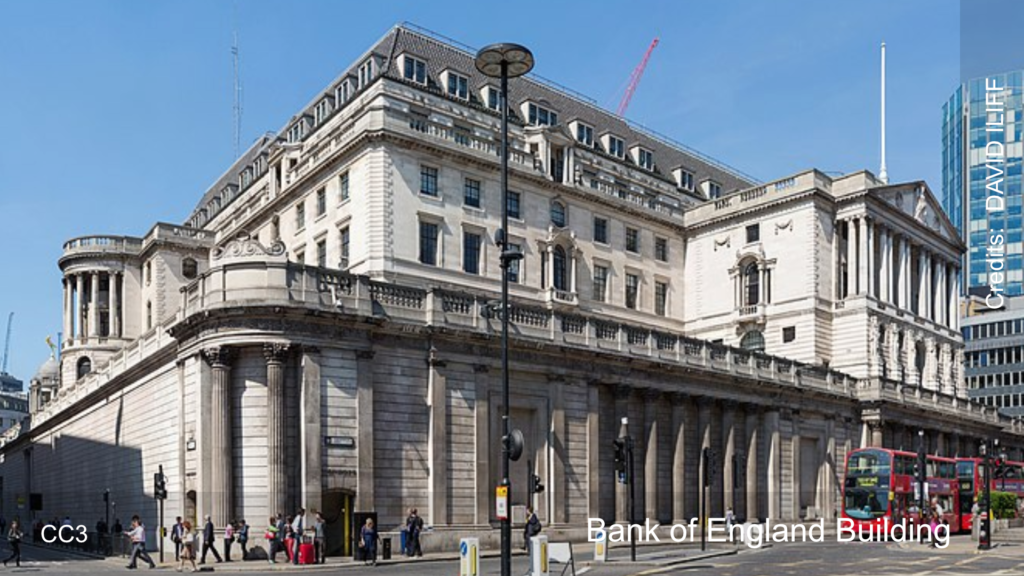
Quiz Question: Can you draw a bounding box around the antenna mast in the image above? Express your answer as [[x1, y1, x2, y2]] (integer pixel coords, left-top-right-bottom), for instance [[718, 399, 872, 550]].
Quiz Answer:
[[232, 9, 242, 158], [2, 312, 12, 374], [879, 42, 888, 184]]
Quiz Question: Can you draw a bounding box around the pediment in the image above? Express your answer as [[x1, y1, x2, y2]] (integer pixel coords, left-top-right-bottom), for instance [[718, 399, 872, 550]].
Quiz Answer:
[[871, 184, 962, 247]]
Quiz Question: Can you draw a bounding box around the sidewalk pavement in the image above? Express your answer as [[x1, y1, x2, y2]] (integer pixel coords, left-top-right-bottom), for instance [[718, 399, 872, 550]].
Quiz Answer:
[[889, 528, 1024, 556]]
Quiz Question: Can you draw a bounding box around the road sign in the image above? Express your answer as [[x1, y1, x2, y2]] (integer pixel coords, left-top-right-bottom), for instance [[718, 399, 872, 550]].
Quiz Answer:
[[496, 486, 509, 520]]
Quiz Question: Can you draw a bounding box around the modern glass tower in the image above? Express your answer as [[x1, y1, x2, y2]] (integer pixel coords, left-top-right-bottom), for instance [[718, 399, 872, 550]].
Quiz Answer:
[[942, 71, 1024, 295]]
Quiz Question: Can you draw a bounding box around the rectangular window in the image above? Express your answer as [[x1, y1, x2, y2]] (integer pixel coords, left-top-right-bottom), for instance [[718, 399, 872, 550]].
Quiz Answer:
[[316, 188, 326, 217], [486, 87, 500, 111], [447, 72, 469, 99], [679, 170, 695, 191], [421, 166, 439, 196], [708, 181, 722, 199], [655, 237, 668, 262], [625, 273, 639, 309], [746, 224, 760, 243], [340, 226, 350, 268], [419, 221, 439, 266], [626, 228, 640, 253], [464, 178, 481, 208], [508, 242, 522, 283], [527, 103, 559, 126], [608, 136, 625, 158], [339, 171, 350, 202], [594, 217, 608, 244], [403, 55, 427, 84], [358, 59, 374, 89], [655, 281, 667, 316], [463, 231, 481, 274], [295, 201, 306, 230], [783, 326, 796, 343], [315, 99, 331, 124], [316, 239, 327, 267], [576, 123, 594, 146], [507, 191, 521, 219], [593, 265, 608, 302], [638, 148, 654, 171]]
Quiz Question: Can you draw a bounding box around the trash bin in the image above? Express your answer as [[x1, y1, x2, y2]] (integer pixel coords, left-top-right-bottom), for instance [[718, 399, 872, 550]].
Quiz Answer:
[[382, 537, 392, 560], [400, 529, 408, 555]]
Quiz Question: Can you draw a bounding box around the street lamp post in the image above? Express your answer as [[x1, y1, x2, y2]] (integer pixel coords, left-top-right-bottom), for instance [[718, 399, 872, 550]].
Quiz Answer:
[[475, 42, 534, 576]]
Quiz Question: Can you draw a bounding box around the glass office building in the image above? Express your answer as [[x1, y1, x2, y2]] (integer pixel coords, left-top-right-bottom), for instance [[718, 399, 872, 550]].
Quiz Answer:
[[942, 71, 1024, 295]]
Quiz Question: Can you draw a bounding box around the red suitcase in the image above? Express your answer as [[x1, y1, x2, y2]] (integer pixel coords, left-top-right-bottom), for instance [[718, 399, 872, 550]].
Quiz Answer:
[[299, 542, 315, 565]]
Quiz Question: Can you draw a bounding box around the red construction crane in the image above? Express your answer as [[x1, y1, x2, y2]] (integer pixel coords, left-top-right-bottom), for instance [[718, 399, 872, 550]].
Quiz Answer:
[[616, 37, 659, 117]]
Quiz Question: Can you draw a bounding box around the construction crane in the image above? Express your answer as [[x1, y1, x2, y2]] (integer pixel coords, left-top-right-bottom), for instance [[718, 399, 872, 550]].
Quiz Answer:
[[616, 37, 659, 117], [1, 312, 12, 374]]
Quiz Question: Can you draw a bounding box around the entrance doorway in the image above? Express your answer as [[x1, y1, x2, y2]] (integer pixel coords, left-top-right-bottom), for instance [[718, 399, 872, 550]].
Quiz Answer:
[[322, 490, 354, 557]]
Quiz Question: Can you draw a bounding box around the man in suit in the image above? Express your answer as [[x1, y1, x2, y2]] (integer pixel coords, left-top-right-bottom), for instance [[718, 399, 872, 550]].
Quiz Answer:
[[170, 516, 184, 561], [291, 508, 305, 565], [199, 515, 223, 564]]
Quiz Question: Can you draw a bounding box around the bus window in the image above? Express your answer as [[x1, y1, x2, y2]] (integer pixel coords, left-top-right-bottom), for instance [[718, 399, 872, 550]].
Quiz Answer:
[[957, 460, 974, 479]]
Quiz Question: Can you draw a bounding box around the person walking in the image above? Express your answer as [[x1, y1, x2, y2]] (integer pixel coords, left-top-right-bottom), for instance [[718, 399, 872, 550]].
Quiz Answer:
[[313, 512, 326, 564], [223, 520, 235, 562], [170, 516, 184, 562], [291, 508, 305, 565], [124, 515, 156, 570], [360, 518, 378, 566], [266, 516, 281, 564], [199, 515, 222, 564], [177, 520, 198, 573], [275, 514, 287, 561], [523, 506, 541, 575], [236, 519, 249, 561], [3, 520, 22, 568], [406, 508, 424, 557]]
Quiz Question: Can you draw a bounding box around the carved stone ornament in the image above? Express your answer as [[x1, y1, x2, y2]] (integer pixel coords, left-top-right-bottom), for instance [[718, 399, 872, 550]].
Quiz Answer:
[[263, 342, 291, 364], [714, 236, 731, 251], [202, 346, 235, 368], [212, 231, 286, 261], [774, 219, 793, 234]]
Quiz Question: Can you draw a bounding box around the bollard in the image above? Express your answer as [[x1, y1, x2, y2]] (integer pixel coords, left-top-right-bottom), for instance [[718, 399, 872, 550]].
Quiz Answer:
[[459, 537, 479, 576], [594, 529, 607, 562], [531, 535, 549, 576]]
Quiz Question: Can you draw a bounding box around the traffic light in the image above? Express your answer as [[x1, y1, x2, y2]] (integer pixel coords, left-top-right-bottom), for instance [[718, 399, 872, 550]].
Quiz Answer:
[[154, 472, 167, 500], [531, 473, 545, 495], [103, 490, 109, 503], [613, 438, 628, 483]]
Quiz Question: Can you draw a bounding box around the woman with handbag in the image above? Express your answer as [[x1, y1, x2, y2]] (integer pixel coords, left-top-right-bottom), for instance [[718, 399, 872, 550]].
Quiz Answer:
[[360, 518, 378, 566], [177, 520, 198, 573], [4, 520, 21, 567], [266, 516, 280, 564]]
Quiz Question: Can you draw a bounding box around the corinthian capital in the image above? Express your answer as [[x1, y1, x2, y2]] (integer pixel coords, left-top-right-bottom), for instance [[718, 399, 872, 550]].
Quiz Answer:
[[263, 342, 290, 364], [202, 346, 235, 368]]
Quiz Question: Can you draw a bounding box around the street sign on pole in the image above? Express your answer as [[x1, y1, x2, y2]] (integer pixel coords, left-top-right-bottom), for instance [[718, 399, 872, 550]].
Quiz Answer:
[[496, 485, 509, 520]]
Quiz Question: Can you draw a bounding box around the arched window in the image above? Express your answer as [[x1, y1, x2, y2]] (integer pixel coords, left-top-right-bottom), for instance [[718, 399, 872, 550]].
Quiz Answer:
[[76, 357, 92, 379], [182, 257, 198, 280], [146, 300, 153, 330], [744, 262, 760, 306], [740, 331, 765, 352], [551, 201, 566, 227], [553, 246, 567, 291]]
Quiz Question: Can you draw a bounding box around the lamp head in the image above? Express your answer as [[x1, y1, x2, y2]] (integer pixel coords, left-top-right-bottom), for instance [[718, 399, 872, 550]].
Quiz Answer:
[[475, 43, 535, 78]]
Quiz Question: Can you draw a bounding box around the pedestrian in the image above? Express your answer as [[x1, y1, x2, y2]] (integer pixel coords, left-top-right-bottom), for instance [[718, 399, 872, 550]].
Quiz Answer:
[[237, 519, 249, 561], [725, 507, 736, 543], [266, 516, 280, 564], [3, 520, 21, 567], [199, 514, 222, 564], [360, 518, 378, 566], [279, 515, 291, 561], [124, 515, 156, 570], [313, 512, 326, 564], [224, 520, 235, 562], [928, 507, 939, 548], [291, 508, 305, 565], [523, 506, 541, 575], [406, 508, 423, 557], [171, 516, 184, 562], [177, 520, 198, 573]]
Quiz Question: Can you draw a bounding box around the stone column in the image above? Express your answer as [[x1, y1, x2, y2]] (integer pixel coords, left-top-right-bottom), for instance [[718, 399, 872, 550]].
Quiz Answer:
[[722, 403, 737, 514], [866, 219, 875, 297], [870, 421, 884, 447], [75, 273, 84, 338], [300, 347, 322, 517], [356, 350, 375, 511], [671, 393, 689, 523], [952, 269, 961, 331], [614, 385, 631, 524], [904, 240, 913, 309], [550, 377, 568, 525], [879, 227, 890, 303], [89, 271, 99, 337], [62, 276, 72, 342], [832, 220, 840, 300], [569, 249, 578, 295], [895, 236, 906, 309], [936, 262, 947, 327], [844, 219, 855, 298], [765, 410, 782, 520], [265, 343, 290, 518], [791, 424, 802, 520], [745, 407, 760, 522], [110, 271, 120, 338], [427, 349, 448, 526], [203, 346, 235, 529], [643, 390, 660, 522], [918, 250, 928, 318], [475, 366, 492, 525], [858, 217, 868, 294], [697, 398, 713, 523]]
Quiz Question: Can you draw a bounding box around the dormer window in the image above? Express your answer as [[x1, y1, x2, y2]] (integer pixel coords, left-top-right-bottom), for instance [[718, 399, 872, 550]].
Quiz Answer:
[[240, 167, 253, 188], [527, 103, 558, 126], [358, 58, 374, 89], [703, 180, 722, 199], [445, 71, 469, 100], [574, 122, 594, 147], [402, 55, 427, 85], [484, 86, 500, 111], [287, 122, 306, 143], [637, 148, 654, 171], [314, 98, 333, 125], [674, 168, 695, 192], [606, 135, 625, 159], [254, 155, 267, 176], [335, 80, 351, 105]]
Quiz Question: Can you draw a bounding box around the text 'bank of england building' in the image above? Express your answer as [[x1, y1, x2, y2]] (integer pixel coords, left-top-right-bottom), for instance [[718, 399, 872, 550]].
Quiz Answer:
[[5, 24, 1022, 554]]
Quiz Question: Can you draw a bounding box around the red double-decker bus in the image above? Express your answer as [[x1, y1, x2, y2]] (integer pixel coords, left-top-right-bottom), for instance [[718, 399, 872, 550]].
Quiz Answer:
[[957, 458, 1024, 531], [843, 447, 961, 533]]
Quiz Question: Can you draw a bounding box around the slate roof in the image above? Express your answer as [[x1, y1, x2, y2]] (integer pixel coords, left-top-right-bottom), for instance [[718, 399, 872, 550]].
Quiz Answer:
[[186, 22, 758, 225]]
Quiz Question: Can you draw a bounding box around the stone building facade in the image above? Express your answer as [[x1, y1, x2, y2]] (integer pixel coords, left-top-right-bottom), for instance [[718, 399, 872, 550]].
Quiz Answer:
[[3, 24, 1022, 554]]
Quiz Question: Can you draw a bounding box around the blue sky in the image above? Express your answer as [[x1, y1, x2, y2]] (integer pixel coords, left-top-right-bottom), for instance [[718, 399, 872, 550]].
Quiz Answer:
[[0, 0, 959, 381]]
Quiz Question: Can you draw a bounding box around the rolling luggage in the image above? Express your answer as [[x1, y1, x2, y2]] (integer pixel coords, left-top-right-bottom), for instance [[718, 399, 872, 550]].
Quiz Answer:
[[299, 541, 315, 564]]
